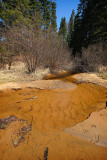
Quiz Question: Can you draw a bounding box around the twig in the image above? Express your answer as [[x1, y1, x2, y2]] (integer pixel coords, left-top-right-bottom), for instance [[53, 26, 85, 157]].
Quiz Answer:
[[44, 147, 48, 160], [17, 96, 37, 103]]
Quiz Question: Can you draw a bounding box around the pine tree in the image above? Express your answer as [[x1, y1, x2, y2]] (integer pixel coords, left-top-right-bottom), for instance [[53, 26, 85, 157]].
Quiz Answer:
[[0, 0, 3, 17], [1, 0, 30, 25], [39, 0, 51, 31], [51, 2, 57, 32], [59, 17, 67, 40], [84, 0, 107, 44], [72, 0, 107, 55], [72, 13, 82, 56], [1, 0, 57, 33], [67, 9, 75, 47]]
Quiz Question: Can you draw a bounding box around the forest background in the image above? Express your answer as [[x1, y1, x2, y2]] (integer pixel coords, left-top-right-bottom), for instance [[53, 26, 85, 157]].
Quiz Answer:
[[0, 0, 107, 74]]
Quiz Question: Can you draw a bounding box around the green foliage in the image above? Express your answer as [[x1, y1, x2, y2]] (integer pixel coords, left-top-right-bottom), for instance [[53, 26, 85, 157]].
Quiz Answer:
[[0, 0, 4, 18], [51, 2, 57, 32], [72, 0, 107, 56], [0, 0, 57, 31], [67, 9, 75, 47], [59, 17, 67, 40]]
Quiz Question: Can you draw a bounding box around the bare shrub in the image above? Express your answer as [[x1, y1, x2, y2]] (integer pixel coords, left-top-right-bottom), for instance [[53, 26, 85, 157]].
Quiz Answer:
[[0, 42, 7, 69], [71, 56, 84, 73], [12, 26, 70, 73], [82, 43, 104, 72], [15, 26, 46, 73], [43, 29, 71, 73], [72, 43, 104, 73], [0, 27, 7, 69], [1, 26, 20, 70], [1, 14, 70, 73]]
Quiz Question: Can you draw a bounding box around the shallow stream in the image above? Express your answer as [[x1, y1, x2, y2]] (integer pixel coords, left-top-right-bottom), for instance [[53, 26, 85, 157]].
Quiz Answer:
[[0, 75, 107, 160]]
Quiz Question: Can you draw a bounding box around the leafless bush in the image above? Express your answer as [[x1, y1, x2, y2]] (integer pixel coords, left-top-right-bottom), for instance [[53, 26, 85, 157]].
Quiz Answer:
[[1, 15, 70, 73], [12, 26, 71, 73], [0, 41, 6, 69], [82, 43, 104, 72], [0, 27, 7, 69], [0, 26, 20, 70], [43, 29, 70, 73], [14, 25, 46, 73], [72, 43, 104, 73], [0, 12, 44, 72]]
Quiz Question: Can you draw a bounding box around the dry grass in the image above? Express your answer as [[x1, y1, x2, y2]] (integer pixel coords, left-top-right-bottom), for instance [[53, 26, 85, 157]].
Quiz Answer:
[[0, 61, 50, 84], [97, 73, 107, 80]]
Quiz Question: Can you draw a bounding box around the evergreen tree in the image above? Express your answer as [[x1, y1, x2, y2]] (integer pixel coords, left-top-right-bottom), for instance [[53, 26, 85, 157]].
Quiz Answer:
[[0, 0, 3, 18], [0, 0, 57, 33], [3, 0, 30, 14], [83, 0, 107, 45], [29, 0, 43, 13], [67, 9, 75, 47], [39, 0, 51, 31], [72, 13, 82, 56], [1, 0, 30, 25], [59, 17, 67, 40], [51, 2, 57, 32], [72, 0, 107, 55]]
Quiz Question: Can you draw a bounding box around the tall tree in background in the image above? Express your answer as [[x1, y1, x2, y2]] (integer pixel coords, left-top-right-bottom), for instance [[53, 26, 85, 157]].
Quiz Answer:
[[51, 2, 57, 32], [72, 0, 107, 56], [1, 0, 30, 26], [0, 0, 3, 17], [72, 4, 83, 56], [67, 9, 75, 47], [39, 0, 51, 31], [0, 0, 57, 33], [83, 0, 107, 45], [59, 17, 67, 40], [0, 0, 5, 28], [29, 0, 41, 14]]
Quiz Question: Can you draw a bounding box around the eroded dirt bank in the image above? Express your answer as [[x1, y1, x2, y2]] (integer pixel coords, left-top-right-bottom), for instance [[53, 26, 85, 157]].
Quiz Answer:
[[0, 75, 107, 160], [64, 108, 107, 147]]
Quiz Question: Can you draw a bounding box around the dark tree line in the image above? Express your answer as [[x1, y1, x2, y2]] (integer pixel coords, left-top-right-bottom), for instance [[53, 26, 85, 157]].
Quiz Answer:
[[59, 0, 107, 56], [58, 17, 67, 40], [72, 0, 107, 55]]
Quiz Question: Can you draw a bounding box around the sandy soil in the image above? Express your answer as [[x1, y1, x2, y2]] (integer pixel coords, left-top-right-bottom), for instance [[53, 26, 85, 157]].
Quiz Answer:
[[0, 77, 107, 160], [73, 73, 107, 87], [0, 69, 107, 160], [0, 80, 77, 91], [64, 108, 107, 147]]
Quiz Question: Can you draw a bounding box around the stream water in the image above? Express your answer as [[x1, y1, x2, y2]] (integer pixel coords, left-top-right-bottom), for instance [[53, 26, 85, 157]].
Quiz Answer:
[[0, 75, 107, 160]]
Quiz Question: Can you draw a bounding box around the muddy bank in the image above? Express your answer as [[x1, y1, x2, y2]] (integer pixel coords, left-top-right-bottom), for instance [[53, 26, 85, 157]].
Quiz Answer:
[[0, 79, 77, 92], [64, 108, 107, 147], [0, 72, 107, 92], [0, 80, 107, 160], [73, 73, 107, 87]]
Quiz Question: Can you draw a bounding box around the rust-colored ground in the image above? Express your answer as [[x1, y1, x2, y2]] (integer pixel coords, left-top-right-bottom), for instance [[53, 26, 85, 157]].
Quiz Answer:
[[0, 75, 107, 160]]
